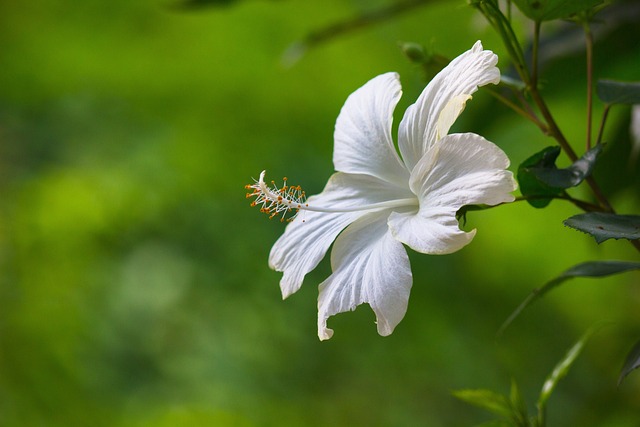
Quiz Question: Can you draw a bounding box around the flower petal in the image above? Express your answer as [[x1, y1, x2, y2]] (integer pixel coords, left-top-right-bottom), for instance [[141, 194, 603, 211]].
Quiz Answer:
[[333, 72, 410, 186], [269, 172, 412, 298], [398, 41, 500, 171], [389, 132, 516, 254], [435, 94, 472, 142], [317, 212, 412, 340]]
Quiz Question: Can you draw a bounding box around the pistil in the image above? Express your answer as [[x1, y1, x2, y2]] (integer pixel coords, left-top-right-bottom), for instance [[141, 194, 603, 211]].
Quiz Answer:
[[245, 170, 418, 222]]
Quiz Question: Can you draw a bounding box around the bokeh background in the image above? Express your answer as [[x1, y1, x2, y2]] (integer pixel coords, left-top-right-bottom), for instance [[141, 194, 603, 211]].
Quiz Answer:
[[1, 0, 640, 425]]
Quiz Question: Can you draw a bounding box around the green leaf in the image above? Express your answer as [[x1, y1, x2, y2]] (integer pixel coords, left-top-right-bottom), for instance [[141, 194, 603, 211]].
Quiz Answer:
[[517, 146, 563, 208], [597, 80, 640, 105], [498, 261, 640, 335], [453, 389, 512, 419], [619, 340, 640, 386], [511, 0, 603, 21], [509, 378, 530, 426], [531, 144, 602, 189], [564, 212, 640, 243], [537, 328, 595, 413]]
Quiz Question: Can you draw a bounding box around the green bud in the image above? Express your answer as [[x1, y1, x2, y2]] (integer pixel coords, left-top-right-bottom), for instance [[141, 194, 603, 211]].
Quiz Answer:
[[399, 42, 426, 64]]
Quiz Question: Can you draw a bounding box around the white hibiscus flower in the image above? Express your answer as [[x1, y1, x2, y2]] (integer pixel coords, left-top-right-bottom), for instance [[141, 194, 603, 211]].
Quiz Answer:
[[246, 41, 517, 340]]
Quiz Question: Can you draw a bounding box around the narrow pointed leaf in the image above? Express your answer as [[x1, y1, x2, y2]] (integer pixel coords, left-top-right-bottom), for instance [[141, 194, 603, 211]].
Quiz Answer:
[[517, 146, 563, 208], [511, 0, 603, 22], [509, 378, 530, 426], [531, 144, 602, 188], [537, 328, 595, 412], [597, 80, 640, 105], [453, 389, 512, 419], [619, 340, 640, 386], [564, 212, 640, 243], [498, 261, 640, 335]]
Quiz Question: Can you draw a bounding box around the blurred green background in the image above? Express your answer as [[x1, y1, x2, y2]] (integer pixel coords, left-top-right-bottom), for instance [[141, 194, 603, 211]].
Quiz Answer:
[[1, 0, 639, 425]]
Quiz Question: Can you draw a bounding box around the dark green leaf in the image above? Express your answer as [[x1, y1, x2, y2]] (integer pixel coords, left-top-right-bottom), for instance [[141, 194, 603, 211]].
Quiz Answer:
[[564, 212, 640, 243], [537, 328, 595, 411], [511, 0, 603, 21], [517, 146, 563, 208], [453, 389, 512, 419], [531, 144, 602, 188], [498, 261, 640, 335], [597, 80, 640, 105], [619, 340, 640, 386]]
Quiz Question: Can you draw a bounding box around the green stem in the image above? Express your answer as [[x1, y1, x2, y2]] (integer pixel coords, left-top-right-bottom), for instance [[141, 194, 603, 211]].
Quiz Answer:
[[584, 22, 594, 150], [513, 194, 606, 212], [595, 104, 611, 146], [475, 3, 616, 217], [526, 21, 613, 213], [529, 85, 579, 161], [476, 1, 529, 83], [536, 406, 546, 427], [298, 0, 433, 50], [486, 86, 546, 129], [531, 21, 541, 91], [528, 21, 578, 161]]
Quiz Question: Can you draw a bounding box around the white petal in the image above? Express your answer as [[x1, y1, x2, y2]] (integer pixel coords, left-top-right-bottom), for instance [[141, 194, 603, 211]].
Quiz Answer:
[[436, 94, 472, 142], [269, 172, 412, 298], [389, 207, 476, 255], [389, 133, 516, 254], [317, 212, 412, 340], [398, 41, 500, 171], [333, 72, 410, 186]]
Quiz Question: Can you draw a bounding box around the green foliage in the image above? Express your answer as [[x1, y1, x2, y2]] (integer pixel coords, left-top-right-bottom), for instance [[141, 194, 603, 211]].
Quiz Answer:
[[531, 144, 602, 189], [619, 340, 640, 386], [596, 80, 640, 105], [564, 212, 640, 243], [455, 331, 595, 427], [509, 379, 530, 427], [499, 261, 640, 335], [511, 0, 604, 21], [453, 383, 532, 427], [517, 146, 564, 208], [453, 389, 513, 419], [535, 329, 595, 426]]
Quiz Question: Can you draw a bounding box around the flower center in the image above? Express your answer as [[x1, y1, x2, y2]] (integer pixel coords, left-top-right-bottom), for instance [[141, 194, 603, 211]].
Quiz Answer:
[[245, 171, 309, 222], [245, 170, 418, 223]]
